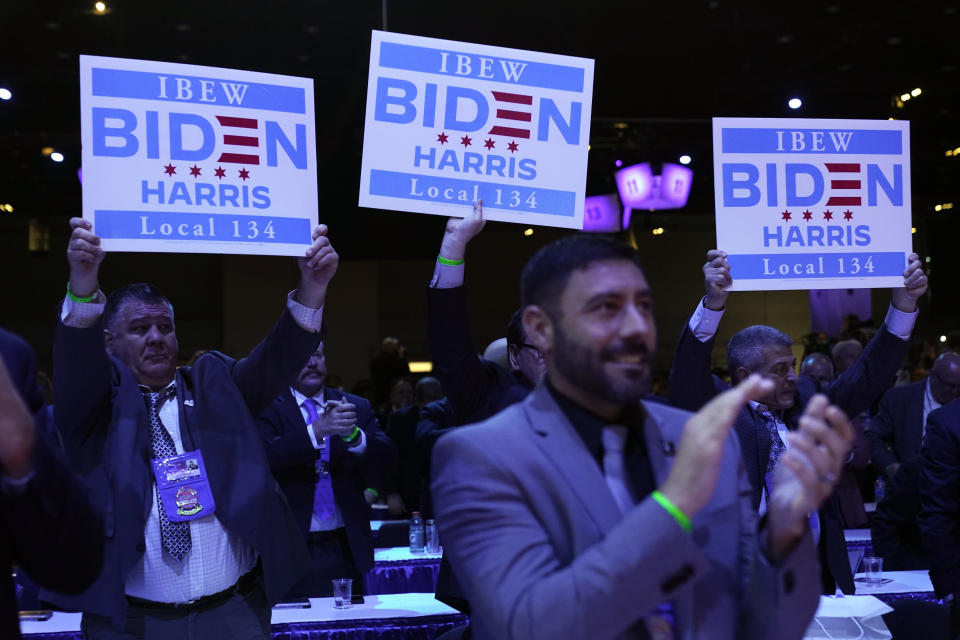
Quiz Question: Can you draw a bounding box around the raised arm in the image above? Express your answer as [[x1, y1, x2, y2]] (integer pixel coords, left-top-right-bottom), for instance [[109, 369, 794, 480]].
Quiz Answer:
[[231, 224, 336, 416], [426, 202, 505, 424], [668, 250, 732, 411]]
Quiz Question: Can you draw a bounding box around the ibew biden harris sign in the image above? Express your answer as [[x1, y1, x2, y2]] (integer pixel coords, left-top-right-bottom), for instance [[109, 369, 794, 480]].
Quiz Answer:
[[713, 117, 912, 291], [80, 55, 318, 256], [359, 31, 595, 229]]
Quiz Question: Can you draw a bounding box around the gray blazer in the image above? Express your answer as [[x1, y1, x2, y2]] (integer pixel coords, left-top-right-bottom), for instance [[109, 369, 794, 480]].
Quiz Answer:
[[431, 385, 821, 640]]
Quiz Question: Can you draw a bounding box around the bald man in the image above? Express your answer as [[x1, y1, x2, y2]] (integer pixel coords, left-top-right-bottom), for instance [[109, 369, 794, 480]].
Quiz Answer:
[[831, 340, 863, 377], [800, 353, 835, 386], [866, 352, 960, 478]]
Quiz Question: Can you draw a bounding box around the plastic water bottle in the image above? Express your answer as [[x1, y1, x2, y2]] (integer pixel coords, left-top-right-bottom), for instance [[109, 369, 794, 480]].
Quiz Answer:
[[425, 519, 440, 553], [409, 511, 425, 554], [874, 477, 886, 501]]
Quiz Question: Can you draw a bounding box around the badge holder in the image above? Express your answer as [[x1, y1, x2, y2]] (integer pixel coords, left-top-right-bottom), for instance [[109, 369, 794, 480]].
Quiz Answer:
[[151, 451, 217, 522]]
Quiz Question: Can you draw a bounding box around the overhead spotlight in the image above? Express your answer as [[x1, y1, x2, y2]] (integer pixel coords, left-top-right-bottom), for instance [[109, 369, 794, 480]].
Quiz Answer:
[[911, 227, 917, 234], [523, 228, 534, 237], [0, 88, 11, 101], [652, 227, 665, 236], [614, 159, 623, 168], [788, 97, 802, 110], [50, 152, 64, 163], [678, 155, 691, 165], [941, 335, 948, 343], [901, 93, 911, 102], [94, 1, 106, 12], [41, 147, 54, 156], [911, 87, 922, 97]]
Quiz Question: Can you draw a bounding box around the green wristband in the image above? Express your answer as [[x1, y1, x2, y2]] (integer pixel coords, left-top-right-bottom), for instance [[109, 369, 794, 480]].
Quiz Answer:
[[651, 490, 692, 533], [66, 282, 97, 304], [341, 426, 361, 444], [437, 255, 465, 266], [365, 487, 379, 499]]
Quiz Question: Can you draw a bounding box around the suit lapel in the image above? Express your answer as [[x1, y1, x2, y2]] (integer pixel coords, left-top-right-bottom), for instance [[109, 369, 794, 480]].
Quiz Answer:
[[521, 386, 622, 533], [638, 402, 674, 486]]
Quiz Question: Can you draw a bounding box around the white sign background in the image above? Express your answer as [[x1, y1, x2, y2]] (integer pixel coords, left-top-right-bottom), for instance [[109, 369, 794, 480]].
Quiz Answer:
[[713, 117, 912, 290], [80, 55, 317, 256], [359, 31, 594, 229]]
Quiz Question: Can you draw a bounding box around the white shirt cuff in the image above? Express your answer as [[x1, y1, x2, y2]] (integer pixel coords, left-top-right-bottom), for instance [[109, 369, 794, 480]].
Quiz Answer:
[[60, 291, 107, 328], [688, 298, 725, 342], [347, 429, 367, 454], [305, 428, 366, 453], [305, 422, 324, 450], [429, 260, 465, 289], [286, 291, 324, 333], [884, 304, 917, 341]]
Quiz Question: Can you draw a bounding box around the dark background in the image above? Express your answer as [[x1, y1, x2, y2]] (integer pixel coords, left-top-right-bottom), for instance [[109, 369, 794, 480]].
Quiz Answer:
[[1, 1, 957, 386]]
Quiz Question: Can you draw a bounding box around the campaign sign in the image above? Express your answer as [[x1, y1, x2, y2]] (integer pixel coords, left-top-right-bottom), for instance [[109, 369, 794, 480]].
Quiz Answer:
[[713, 118, 911, 290], [359, 31, 594, 229], [80, 55, 317, 256]]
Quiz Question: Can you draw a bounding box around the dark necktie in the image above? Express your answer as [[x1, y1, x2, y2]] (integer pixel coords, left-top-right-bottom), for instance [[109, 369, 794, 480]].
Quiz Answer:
[[143, 386, 192, 561], [759, 408, 786, 475]]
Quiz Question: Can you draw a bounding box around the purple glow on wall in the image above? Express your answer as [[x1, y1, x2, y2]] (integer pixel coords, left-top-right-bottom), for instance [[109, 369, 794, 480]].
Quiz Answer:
[[582, 193, 622, 232]]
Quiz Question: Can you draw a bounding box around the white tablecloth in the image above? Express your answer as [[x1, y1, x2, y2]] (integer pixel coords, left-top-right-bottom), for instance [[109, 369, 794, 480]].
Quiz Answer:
[[852, 569, 934, 596], [22, 593, 461, 635], [844, 528, 872, 543], [373, 546, 443, 562]]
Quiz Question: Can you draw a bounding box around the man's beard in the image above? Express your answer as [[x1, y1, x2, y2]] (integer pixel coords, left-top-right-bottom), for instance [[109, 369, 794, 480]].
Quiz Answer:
[[552, 324, 652, 405]]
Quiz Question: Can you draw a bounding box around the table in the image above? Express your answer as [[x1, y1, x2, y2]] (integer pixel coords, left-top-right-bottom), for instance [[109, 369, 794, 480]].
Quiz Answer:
[[364, 548, 442, 595], [844, 528, 872, 550], [22, 593, 468, 639], [853, 569, 938, 604]]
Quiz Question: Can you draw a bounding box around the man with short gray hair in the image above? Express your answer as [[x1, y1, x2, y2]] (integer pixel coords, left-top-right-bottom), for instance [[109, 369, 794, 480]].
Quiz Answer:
[[670, 249, 927, 594]]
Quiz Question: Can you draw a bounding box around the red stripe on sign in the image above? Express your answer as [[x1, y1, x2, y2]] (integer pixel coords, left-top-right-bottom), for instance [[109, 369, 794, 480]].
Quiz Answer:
[[491, 91, 533, 105], [831, 180, 861, 190], [223, 135, 260, 147], [496, 109, 532, 122], [826, 196, 861, 206], [217, 153, 260, 164], [825, 163, 860, 173], [216, 116, 258, 129], [488, 126, 531, 139]]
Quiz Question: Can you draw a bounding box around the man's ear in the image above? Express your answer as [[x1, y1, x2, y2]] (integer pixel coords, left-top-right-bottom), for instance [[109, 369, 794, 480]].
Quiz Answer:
[[734, 366, 751, 385], [523, 305, 553, 357], [103, 329, 115, 355]]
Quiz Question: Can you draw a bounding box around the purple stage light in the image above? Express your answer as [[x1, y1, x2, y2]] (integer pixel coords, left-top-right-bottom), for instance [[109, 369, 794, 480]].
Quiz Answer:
[[582, 193, 622, 232]]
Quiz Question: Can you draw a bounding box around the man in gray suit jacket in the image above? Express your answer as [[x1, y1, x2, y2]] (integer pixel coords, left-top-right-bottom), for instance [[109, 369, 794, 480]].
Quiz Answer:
[[432, 230, 853, 640]]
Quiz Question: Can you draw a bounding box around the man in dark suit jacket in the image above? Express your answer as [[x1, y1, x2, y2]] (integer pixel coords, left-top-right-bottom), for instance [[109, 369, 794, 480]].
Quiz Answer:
[[433, 233, 854, 640], [0, 333, 104, 640], [866, 352, 960, 479], [918, 399, 960, 631], [669, 249, 926, 594], [872, 455, 928, 570], [257, 343, 396, 598], [46, 217, 337, 638]]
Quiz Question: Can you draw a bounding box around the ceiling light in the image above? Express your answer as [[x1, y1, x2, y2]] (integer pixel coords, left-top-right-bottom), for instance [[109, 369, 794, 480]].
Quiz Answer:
[[94, 1, 106, 12], [408, 361, 433, 373], [0, 88, 11, 101], [911, 88, 922, 97], [941, 335, 948, 343], [911, 227, 917, 234], [614, 159, 622, 168], [900, 93, 911, 102], [50, 152, 64, 163], [678, 155, 691, 165], [523, 228, 534, 237], [788, 97, 802, 109]]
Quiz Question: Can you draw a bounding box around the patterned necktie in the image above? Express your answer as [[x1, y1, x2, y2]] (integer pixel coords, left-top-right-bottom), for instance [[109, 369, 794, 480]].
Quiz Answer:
[[143, 386, 192, 562], [303, 398, 337, 522], [759, 407, 787, 474]]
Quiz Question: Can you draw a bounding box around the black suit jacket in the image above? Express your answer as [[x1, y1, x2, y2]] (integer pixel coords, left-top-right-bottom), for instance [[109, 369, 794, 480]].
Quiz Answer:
[[918, 399, 960, 598], [864, 381, 925, 475], [427, 285, 531, 427], [46, 309, 317, 627], [257, 388, 395, 576], [0, 329, 104, 639], [669, 318, 908, 594], [871, 455, 928, 570]]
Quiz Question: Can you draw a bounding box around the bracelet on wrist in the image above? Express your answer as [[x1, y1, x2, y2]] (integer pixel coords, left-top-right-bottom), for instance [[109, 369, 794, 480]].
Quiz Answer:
[[651, 490, 692, 532], [437, 255, 465, 266], [341, 426, 361, 444], [66, 281, 97, 304]]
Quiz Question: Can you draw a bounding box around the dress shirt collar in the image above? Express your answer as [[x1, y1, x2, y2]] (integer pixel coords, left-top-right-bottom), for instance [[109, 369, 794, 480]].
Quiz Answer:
[[545, 377, 646, 467], [291, 386, 325, 409]]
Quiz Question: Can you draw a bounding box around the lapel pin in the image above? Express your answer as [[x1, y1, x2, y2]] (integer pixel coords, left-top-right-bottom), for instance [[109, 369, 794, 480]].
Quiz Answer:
[[661, 440, 676, 456], [184, 399, 194, 407]]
